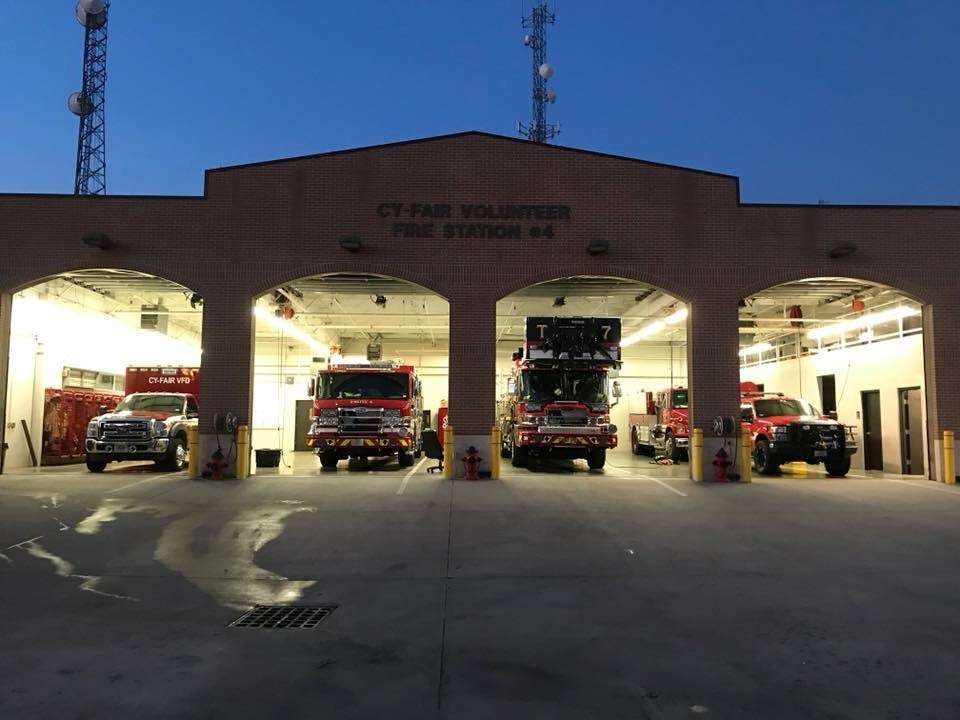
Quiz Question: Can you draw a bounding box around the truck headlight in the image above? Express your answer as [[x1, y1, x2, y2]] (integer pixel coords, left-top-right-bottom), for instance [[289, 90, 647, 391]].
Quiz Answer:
[[316, 409, 338, 427], [86, 421, 99, 438], [772, 426, 789, 438], [519, 415, 544, 425], [383, 409, 402, 426], [153, 420, 169, 438], [592, 415, 610, 425]]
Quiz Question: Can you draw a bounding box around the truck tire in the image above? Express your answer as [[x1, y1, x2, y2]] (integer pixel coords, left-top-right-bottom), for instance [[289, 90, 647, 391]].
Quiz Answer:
[[753, 438, 779, 475], [587, 447, 606, 470], [398, 450, 414, 467], [158, 436, 188, 471], [511, 445, 528, 468], [665, 433, 682, 463], [86, 458, 107, 473], [824, 454, 851, 477], [319, 450, 338, 469]]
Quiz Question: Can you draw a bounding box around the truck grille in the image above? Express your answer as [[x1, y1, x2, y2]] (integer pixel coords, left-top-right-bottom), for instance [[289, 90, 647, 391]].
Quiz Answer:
[[792, 423, 843, 448], [338, 407, 384, 435], [547, 408, 589, 427], [101, 420, 151, 441]]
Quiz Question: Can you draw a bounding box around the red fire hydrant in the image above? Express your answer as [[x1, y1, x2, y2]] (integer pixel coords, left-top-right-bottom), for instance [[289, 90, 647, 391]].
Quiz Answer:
[[204, 448, 229, 481], [462, 445, 481, 481], [712, 447, 730, 482]]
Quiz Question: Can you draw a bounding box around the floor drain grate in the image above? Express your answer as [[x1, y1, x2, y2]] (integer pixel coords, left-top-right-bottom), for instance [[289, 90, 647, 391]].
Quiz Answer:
[[229, 605, 336, 629]]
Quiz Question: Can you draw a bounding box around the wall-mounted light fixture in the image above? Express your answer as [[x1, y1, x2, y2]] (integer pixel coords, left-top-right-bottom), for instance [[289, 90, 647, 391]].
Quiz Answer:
[[586, 240, 609, 255], [339, 237, 362, 252], [828, 243, 857, 259], [81, 231, 114, 249]]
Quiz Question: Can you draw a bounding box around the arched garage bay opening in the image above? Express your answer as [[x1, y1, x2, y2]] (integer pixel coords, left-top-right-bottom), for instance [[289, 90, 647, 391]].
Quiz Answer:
[[496, 276, 688, 474], [739, 277, 927, 477], [252, 274, 449, 473], [2, 270, 202, 473]]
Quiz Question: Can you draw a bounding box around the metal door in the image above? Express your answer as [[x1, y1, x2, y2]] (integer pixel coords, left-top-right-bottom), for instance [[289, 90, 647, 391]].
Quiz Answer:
[[294, 400, 313, 452], [898, 387, 924, 475], [861, 390, 883, 471]]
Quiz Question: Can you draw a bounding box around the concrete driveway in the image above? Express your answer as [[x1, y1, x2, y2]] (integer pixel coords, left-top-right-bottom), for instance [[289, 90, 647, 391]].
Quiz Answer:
[[1, 452, 958, 719]]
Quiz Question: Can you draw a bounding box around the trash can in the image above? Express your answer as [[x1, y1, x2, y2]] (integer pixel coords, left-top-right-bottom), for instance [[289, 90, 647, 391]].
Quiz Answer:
[[255, 448, 282, 468]]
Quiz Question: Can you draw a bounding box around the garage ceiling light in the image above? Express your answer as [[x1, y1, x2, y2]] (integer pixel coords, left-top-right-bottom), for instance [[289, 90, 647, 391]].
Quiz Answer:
[[621, 306, 688, 347], [807, 305, 919, 341], [739, 341, 773, 357], [254, 306, 326, 354]]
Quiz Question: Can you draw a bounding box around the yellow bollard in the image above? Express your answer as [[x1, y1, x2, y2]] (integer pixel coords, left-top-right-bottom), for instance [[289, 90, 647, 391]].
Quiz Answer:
[[739, 426, 752, 483], [944, 430, 955, 485], [691, 428, 703, 482], [236, 424, 250, 480], [489, 425, 501, 481], [187, 425, 200, 480], [443, 425, 455, 480]]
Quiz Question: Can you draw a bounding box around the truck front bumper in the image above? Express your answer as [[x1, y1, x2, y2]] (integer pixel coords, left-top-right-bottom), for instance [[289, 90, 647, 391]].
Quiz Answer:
[[768, 440, 857, 463], [516, 429, 618, 450], [308, 434, 412, 455], [85, 438, 169, 461]]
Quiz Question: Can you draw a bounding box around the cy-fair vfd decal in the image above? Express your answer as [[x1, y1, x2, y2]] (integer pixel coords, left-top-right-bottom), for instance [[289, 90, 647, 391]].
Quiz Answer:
[[540, 435, 600, 445]]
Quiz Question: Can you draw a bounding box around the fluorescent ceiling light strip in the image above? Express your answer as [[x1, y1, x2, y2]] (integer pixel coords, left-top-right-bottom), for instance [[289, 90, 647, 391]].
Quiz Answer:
[[739, 342, 773, 357], [254, 306, 326, 354], [807, 306, 919, 341], [621, 306, 687, 348]]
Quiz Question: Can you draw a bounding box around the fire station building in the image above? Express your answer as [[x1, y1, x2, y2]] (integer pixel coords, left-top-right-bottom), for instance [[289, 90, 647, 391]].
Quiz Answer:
[[1, 131, 958, 480]]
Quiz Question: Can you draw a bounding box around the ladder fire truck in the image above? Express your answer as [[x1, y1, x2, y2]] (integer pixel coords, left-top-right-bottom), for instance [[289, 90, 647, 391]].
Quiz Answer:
[[498, 317, 621, 471]]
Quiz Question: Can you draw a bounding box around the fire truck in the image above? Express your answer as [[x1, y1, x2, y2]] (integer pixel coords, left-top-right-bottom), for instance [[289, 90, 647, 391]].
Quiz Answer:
[[307, 363, 423, 470], [498, 317, 621, 471], [740, 381, 858, 476], [629, 386, 689, 461], [84, 367, 200, 473]]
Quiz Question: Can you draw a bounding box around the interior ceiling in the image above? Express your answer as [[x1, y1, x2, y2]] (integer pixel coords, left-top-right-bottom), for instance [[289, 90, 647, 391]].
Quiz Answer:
[[740, 277, 921, 345]]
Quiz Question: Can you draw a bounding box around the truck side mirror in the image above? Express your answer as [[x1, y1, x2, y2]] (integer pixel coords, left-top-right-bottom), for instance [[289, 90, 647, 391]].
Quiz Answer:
[[741, 407, 754, 422], [507, 378, 516, 394], [307, 378, 316, 397], [98, 405, 108, 415], [827, 410, 838, 420], [610, 380, 622, 407]]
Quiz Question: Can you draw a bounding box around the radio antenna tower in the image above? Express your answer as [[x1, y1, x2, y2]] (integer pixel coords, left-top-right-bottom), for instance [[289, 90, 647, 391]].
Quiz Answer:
[[68, 1, 110, 195], [518, 2, 559, 143]]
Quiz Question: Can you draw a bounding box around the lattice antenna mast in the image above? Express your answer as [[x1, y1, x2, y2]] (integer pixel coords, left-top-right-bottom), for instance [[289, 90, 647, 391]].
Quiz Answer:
[[69, 1, 110, 195], [518, 2, 559, 143]]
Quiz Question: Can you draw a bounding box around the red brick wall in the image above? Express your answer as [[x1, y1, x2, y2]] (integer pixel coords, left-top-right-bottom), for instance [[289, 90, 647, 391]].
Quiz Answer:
[[1, 132, 958, 459]]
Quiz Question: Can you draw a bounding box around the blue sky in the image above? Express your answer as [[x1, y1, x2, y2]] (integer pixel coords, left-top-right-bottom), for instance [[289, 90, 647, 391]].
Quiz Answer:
[[3, 1, 958, 203]]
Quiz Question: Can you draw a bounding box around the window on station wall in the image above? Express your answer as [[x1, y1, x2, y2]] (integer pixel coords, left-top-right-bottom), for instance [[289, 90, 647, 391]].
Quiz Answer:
[[250, 273, 449, 469], [3, 269, 202, 471], [738, 277, 928, 475]]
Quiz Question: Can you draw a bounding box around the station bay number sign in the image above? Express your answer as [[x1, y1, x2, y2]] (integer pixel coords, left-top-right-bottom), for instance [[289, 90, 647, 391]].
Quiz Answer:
[[377, 203, 571, 239]]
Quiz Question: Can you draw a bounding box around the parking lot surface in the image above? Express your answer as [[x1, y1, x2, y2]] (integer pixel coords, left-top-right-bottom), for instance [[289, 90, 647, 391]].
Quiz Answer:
[[2, 452, 959, 719]]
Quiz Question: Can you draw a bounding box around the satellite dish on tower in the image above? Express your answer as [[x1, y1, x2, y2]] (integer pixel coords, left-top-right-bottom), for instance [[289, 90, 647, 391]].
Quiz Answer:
[[523, 34, 533, 46], [75, 0, 106, 28], [67, 92, 91, 116], [538, 63, 555, 79]]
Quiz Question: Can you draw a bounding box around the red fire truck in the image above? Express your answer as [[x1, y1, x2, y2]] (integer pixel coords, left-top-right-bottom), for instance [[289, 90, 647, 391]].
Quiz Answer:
[[740, 381, 857, 476], [307, 363, 423, 470], [498, 317, 621, 471], [84, 367, 200, 472], [629, 386, 689, 462]]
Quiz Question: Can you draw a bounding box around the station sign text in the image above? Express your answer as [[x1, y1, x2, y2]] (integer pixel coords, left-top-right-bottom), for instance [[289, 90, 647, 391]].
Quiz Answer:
[[377, 203, 571, 240]]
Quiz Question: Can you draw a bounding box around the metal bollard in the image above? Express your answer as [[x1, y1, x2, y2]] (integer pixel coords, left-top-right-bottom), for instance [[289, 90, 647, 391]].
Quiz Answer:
[[443, 424, 455, 480], [691, 428, 703, 482], [489, 425, 501, 481], [944, 430, 955, 485], [739, 426, 752, 483], [187, 425, 200, 480], [236, 424, 250, 479]]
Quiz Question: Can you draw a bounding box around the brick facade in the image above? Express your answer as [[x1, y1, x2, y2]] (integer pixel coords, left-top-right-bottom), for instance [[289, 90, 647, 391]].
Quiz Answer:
[[1, 132, 958, 478]]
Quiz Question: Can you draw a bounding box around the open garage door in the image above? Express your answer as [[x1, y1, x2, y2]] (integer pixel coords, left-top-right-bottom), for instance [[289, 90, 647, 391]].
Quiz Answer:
[[1, 270, 202, 474], [496, 276, 688, 473], [739, 278, 927, 478], [252, 274, 449, 473]]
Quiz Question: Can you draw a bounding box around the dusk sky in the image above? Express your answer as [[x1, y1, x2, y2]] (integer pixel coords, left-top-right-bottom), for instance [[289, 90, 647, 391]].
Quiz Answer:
[[4, 1, 958, 203]]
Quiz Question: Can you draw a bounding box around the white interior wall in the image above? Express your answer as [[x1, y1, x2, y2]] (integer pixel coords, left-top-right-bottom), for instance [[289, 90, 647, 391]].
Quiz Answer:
[[740, 334, 926, 474], [4, 290, 202, 470]]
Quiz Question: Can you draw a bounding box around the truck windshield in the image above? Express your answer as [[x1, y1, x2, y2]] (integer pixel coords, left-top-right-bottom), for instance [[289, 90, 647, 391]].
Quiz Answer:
[[672, 389, 688, 408], [753, 398, 819, 418], [115, 394, 184, 413], [318, 372, 409, 400], [522, 370, 607, 404]]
